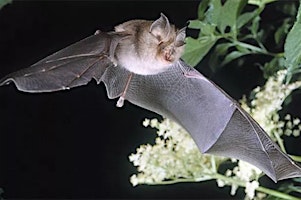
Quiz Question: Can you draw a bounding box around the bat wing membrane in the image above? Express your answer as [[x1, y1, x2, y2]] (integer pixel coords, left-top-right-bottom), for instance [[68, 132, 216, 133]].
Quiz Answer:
[[102, 60, 301, 182], [0, 32, 123, 92]]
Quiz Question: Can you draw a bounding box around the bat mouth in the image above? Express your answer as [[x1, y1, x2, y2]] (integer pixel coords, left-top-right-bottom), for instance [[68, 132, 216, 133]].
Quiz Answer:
[[164, 52, 174, 62]]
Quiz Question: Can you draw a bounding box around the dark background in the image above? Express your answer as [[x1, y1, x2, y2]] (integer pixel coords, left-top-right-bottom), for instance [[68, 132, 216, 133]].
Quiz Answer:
[[0, 1, 300, 199]]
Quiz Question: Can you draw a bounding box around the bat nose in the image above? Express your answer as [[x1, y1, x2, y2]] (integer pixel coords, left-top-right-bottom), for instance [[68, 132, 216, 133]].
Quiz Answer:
[[164, 48, 175, 62]]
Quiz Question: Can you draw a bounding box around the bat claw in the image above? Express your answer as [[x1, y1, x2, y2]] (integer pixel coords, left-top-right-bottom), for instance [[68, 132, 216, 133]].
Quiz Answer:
[[94, 30, 101, 35], [178, 61, 205, 80], [108, 56, 118, 67], [183, 71, 205, 80], [116, 96, 125, 107]]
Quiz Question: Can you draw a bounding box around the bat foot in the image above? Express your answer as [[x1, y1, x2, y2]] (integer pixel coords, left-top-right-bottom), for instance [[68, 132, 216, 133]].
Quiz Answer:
[[183, 71, 205, 80], [94, 30, 101, 35], [178, 62, 205, 80], [116, 96, 125, 107], [108, 56, 118, 67]]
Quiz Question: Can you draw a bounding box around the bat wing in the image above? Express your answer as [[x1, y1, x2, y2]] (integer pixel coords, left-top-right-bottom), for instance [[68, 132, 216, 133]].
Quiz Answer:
[[1, 31, 301, 182], [102, 60, 301, 182], [0, 31, 124, 92]]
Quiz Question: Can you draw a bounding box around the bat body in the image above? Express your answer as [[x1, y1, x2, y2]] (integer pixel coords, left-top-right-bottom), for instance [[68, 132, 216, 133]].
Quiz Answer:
[[1, 14, 301, 182]]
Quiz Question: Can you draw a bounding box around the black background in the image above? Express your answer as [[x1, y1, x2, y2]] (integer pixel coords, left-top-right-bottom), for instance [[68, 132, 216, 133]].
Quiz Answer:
[[0, 1, 300, 199]]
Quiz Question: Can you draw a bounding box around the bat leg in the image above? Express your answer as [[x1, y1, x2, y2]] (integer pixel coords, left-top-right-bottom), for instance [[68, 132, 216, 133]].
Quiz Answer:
[[178, 63, 207, 81], [94, 30, 101, 35], [116, 73, 133, 107]]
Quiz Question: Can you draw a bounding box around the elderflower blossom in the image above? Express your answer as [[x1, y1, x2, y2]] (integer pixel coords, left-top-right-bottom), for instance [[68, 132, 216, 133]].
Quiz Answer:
[[233, 161, 262, 182], [245, 181, 259, 199], [215, 160, 262, 197], [240, 70, 301, 141], [129, 118, 226, 186]]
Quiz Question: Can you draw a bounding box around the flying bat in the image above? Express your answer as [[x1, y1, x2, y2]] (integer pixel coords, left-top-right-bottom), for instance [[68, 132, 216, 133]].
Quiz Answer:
[[1, 13, 301, 183]]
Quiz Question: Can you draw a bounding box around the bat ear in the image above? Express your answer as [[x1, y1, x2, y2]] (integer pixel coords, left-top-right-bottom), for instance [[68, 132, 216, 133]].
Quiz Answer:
[[150, 13, 171, 40], [175, 27, 186, 46]]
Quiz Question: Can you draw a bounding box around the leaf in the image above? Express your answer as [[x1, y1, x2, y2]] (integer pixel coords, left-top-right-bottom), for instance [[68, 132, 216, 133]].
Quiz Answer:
[[248, 0, 278, 7], [235, 44, 251, 54], [262, 57, 285, 79], [284, 0, 301, 82], [274, 18, 292, 45], [276, 178, 301, 197], [188, 20, 203, 29], [209, 43, 235, 71], [293, 177, 301, 183], [237, 10, 258, 29], [215, 43, 235, 55], [218, 0, 248, 34], [0, 0, 12, 9], [197, 0, 210, 20], [182, 36, 218, 67], [251, 16, 260, 36], [220, 51, 249, 66], [188, 20, 216, 36], [204, 0, 222, 26]]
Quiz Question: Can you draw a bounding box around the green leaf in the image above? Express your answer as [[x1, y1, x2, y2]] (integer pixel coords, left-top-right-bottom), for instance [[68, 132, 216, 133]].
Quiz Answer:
[[274, 18, 292, 45], [197, 0, 210, 20], [188, 20, 203, 29], [237, 10, 258, 29], [205, 0, 222, 26], [284, 0, 301, 82], [251, 15, 260, 36], [248, 0, 278, 7], [182, 36, 218, 67], [235, 44, 252, 54], [262, 57, 285, 79], [294, 177, 301, 183], [220, 51, 249, 66], [209, 43, 235, 71], [218, 0, 248, 34], [188, 20, 216, 35], [215, 43, 235, 55], [0, 0, 12, 9]]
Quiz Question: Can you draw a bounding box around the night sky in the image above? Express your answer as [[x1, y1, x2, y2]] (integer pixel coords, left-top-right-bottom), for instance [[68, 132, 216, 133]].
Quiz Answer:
[[0, 1, 300, 199]]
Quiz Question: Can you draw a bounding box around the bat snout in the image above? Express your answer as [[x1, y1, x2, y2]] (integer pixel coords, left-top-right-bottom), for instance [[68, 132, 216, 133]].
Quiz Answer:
[[163, 48, 175, 63]]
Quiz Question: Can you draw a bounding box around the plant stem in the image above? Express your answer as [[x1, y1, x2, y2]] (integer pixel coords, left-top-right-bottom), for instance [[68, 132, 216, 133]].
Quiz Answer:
[[274, 132, 287, 153], [248, 0, 278, 7], [146, 173, 300, 200], [290, 154, 301, 162], [211, 173, 300, 200], [231, 40, 276, 56]]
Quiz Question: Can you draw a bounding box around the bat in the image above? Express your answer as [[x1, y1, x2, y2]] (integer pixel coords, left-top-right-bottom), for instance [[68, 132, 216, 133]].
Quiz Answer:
[[1, 13, 301, 183]]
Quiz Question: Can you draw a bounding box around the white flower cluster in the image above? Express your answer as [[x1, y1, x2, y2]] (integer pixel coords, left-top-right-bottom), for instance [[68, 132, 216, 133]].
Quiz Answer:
[[129, 69, 301, 199], [240, 70, 301, 141], [129, 118, 226, 186], [217, 160, 262, 199]]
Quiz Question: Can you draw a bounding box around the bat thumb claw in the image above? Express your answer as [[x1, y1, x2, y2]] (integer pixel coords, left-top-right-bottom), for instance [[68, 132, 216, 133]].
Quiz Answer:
[[116, 97, 125, 107], [94, 30, 101, 35]]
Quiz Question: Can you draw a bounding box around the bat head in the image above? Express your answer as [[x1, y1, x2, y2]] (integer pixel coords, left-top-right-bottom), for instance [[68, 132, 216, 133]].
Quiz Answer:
[[150, 13, 186, 65], [114, 13, 186, 75]]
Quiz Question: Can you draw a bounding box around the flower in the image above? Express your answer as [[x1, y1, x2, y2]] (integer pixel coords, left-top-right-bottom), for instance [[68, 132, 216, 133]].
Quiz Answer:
[[240, 70, 301, 149], [129, 118, 226, 186], [245, 181, 259, 199]]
